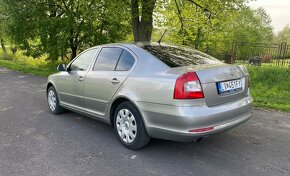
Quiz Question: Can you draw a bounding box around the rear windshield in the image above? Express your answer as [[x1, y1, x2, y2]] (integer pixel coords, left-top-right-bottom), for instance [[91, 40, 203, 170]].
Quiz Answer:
[[142, 45, 222, 67]]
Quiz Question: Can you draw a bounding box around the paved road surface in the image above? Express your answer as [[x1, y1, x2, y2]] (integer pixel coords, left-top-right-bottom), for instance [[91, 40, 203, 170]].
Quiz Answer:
[[0, 67, 290, 176]]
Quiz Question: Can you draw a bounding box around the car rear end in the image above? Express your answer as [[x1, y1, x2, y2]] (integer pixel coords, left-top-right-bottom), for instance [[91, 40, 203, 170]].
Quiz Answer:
[[135, 43, 253, 141]]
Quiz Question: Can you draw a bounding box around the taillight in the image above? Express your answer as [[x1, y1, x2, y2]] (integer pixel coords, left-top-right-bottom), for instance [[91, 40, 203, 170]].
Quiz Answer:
[[174, 72, 204, 99]]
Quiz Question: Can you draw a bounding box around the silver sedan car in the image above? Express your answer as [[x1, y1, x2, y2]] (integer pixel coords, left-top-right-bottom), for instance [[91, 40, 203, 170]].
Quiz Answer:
[[47, 43, 253, 149]]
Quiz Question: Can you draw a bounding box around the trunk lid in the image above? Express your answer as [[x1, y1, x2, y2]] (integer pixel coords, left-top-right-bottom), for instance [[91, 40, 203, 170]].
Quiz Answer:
[[168, 63, 249, 107]]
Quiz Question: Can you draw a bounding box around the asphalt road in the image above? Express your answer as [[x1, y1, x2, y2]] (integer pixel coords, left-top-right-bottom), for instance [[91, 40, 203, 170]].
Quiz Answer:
[[0, 67, 290, 176]]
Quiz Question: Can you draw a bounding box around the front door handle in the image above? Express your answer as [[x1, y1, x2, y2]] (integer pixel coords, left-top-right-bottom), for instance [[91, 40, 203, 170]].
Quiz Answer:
[[78, 76, 84, 81], [111, 78, 120, 85]]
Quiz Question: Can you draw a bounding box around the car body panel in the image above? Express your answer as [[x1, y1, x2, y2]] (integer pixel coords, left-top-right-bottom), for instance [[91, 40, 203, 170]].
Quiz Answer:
[[135, 96, 252, 141], [57, 70, 87, 109], [84, 71, 131, 116]]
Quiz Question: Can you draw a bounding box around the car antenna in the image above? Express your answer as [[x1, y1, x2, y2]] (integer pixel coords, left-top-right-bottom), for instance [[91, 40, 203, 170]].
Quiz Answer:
[[158, 29, 167, 45]]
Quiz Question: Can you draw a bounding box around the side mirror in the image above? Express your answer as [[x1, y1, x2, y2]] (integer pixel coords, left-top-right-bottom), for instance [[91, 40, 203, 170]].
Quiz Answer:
[[57, 64, 67, 72]]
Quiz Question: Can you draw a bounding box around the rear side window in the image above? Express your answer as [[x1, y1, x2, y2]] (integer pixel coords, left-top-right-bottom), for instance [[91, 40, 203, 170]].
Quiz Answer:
[[142, 45, 222, 67], [116, 50, 135, 71], [94, 47, 123, 71]]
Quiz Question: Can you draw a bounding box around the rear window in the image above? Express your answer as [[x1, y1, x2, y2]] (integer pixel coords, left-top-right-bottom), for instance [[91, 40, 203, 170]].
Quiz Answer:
[[142, 45, 222, 67]]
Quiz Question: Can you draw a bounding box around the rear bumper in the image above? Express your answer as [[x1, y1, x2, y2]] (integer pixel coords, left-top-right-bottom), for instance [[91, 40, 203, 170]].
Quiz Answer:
[[135, 96, 253, 142]]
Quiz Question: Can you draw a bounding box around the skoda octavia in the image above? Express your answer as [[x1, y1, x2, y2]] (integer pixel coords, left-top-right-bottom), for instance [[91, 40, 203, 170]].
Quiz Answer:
[[47, 43, 253, 149]]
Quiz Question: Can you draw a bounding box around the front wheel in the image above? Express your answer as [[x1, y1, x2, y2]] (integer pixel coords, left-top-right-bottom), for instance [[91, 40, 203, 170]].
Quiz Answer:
[[114, 102, 150, 149], [47, 86, 65, 114]]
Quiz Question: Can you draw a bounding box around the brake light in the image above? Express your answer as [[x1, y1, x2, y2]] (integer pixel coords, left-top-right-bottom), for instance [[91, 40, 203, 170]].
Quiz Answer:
[[174, 72, 204, 99]]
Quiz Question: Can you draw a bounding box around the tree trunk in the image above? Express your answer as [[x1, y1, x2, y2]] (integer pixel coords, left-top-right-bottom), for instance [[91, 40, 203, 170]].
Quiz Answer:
[[11, 47, 17, 55], [131, 0, 156, 42], [48, 34, 59, 61], [71, 46, 77, 60], [0, 38, 7, 56], [194, 27, 202, 49]]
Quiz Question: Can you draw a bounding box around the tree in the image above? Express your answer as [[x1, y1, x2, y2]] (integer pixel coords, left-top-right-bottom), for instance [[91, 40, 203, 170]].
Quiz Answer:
[[131, 0, 156, 42], [1, 0, 274, 61], [274, 25, 290, 44], [154, 0, 273, 59], [2, 0, 131, 60], [0, 2, 7, 56]]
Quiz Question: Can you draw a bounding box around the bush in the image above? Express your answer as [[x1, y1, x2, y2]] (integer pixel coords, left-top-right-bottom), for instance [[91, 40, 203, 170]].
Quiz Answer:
[[0, 50, 14, 61]]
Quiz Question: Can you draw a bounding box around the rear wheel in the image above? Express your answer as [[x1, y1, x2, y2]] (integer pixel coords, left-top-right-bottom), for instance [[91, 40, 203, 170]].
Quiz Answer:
[[114, 101, 150, 149], [47, 86, 65, 114]]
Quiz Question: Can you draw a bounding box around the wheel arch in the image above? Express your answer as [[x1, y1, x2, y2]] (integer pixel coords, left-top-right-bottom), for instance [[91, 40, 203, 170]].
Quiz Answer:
[[109, 96, 146, 127], [46, 82, 55, 94]]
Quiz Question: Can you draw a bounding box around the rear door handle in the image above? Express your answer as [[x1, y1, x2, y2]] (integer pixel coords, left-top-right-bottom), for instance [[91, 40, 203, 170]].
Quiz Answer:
[[111, 78, 120, 85], [78, 76, 84, 81]]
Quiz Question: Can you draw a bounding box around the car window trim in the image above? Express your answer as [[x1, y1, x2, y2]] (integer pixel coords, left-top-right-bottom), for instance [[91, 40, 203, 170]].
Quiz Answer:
[[114, 49, 125, 71]]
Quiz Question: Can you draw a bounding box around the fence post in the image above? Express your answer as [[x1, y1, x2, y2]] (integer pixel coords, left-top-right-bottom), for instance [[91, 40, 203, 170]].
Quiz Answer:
[[225, 54, 234, 64]]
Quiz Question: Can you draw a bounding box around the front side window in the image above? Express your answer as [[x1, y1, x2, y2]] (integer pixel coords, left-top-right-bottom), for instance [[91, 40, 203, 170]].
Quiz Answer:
[[93, 47, 123, 71], [70, 49, 97, 71], [116, 50, 135, 71]]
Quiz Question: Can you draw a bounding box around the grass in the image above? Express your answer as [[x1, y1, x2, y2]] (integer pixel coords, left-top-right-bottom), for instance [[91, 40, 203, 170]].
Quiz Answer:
[[0, 59, 60, 77], [261, 59, 290, 69], [0, 50, 67, 77], [236, 59, 290, 69], [247, 66, 290, 112], [0, 51, 289, 112]]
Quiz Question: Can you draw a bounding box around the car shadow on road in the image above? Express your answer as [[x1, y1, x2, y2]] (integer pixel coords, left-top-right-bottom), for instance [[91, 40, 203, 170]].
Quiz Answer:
[[40, 110, 290, 175]]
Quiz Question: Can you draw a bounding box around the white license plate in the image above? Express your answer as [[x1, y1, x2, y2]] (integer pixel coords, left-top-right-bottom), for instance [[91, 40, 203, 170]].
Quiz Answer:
[[217, 79, 242, 94]]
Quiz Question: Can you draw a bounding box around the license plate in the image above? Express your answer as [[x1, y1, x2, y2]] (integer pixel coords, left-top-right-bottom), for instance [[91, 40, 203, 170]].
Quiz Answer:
[[217, 79, 242, 94]]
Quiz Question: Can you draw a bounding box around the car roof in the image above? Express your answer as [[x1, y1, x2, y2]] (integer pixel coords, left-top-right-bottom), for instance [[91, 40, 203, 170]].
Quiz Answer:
[[90, 42, 179, 50]]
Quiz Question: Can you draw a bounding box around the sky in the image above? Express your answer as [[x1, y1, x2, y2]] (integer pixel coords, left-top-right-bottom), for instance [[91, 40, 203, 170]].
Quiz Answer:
[[248, 0, 290, 34]]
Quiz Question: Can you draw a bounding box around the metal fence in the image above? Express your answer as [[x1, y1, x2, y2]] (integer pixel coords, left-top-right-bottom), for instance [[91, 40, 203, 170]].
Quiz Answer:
[[231, 41, 290, 68]]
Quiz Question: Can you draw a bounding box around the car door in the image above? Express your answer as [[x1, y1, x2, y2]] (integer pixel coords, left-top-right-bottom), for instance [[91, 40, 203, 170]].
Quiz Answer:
[[58, 48, 98, 110], [84, 47, 136, 117]]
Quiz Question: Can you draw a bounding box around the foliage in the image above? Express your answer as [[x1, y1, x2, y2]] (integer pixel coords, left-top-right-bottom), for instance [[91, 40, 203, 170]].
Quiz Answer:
[[1, 0, 131, 60], [0, 2, 8, 55], [274, 24, 290, 44], [0, 0, 275, 61], [0, 49, 66, 76], [153, 0, 273, 60]]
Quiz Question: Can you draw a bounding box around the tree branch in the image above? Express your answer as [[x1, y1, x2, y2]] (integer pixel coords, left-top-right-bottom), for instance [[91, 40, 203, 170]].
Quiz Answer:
[[186, 0, 211, 13], [174, 0, 184, 31]]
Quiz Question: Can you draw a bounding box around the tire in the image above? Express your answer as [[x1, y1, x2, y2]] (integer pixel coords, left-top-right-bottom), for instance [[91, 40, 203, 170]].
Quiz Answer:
[[114, 101, 150, 149], [47, 86, 65, 114]]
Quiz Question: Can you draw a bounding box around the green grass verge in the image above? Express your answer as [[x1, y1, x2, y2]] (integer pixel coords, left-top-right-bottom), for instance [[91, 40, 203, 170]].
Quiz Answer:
[[247, 66, 290, 112], [0, 59, 58, 77], [0, 58, 289, 112]]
